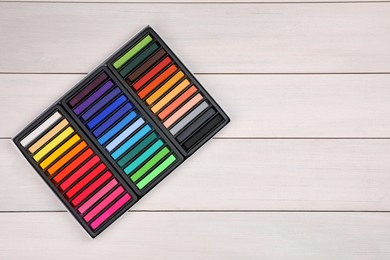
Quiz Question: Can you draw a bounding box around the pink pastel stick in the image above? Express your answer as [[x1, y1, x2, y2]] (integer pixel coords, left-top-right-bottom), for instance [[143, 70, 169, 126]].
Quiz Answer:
[[83, 186, 125, 222], [78, 179, 118, 214], [90, 193, 131, 230]]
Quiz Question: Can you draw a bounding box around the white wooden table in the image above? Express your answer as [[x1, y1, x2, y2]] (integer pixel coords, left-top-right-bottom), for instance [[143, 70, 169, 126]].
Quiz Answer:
[[1, 1, 390, 259]]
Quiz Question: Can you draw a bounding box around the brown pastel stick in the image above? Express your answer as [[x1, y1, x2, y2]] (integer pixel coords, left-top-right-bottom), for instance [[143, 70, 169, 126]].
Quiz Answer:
[[127, 48, 167, 82]]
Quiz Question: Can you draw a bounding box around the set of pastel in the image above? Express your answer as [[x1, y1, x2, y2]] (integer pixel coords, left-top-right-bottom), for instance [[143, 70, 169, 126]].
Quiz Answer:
[[109, 30, 229, 155], [16, 109, 136, 237], [13, 26, 229, 238], [65, 71, 181, 194]]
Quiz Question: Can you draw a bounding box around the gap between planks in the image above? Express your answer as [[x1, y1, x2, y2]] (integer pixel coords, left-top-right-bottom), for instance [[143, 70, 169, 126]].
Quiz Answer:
[[4, 137, 390, 139], [1, 1, 390, 4], [1, 72, 390, 75], [2, 210, 390, 213]]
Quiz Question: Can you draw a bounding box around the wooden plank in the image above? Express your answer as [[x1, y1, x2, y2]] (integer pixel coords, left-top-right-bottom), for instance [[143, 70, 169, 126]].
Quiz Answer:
[[0, 0, 382, 2], [0, 212, 389, 259], [2, 74, 390, 138], [0, 3, 389, 73], [3, 139, 390, 211]]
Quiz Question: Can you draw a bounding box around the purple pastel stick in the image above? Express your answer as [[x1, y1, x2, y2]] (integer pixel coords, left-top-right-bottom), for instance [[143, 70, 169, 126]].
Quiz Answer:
[[81, 87, 121, 120], [69, 73, 108, 107], [74, 80, 114, 115]]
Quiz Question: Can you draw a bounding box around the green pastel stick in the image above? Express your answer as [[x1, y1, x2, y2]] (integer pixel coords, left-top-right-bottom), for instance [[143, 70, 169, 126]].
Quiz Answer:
[[136, 154, 177, 189], [119, 42, 160, 77], [117, 132, 158, 167], [131, 147, 170, 182], [124, 139, 164, 175], [113, 35, 153, 70]]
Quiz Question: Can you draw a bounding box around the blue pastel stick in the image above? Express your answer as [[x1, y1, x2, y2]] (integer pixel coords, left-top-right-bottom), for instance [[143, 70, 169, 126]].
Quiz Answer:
[[92, 103, 133, 137], [97, 111, 138, 145], [87, 95, 127, 129], [81, 87, 121, 120], [105, 117, 145, 151], [111, 125, 152, 160]]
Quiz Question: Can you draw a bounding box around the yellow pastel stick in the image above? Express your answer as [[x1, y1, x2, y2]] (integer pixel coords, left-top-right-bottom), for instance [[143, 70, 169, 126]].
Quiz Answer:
[[28, 119, 69, 154], [40, 134, 81, 170], [33, 126, 74, 162]]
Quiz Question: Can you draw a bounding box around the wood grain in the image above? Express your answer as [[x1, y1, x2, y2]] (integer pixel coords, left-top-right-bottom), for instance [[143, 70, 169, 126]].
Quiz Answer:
[[0, 0, 384, 2], [1, 0, 390, 256], [2, 74, 390, 138], [1, 212, 390, 259], [0, 3, 389, 73], [4, 138, 390, 211]]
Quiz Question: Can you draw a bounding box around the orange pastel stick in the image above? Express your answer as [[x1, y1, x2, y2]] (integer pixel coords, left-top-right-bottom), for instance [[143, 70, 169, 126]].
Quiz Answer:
[[47, 141, 87, 176], [158, 85, 197, 120], [138, 65, 177, 99]]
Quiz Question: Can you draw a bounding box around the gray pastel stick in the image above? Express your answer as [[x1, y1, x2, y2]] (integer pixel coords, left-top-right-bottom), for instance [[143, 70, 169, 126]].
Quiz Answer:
[[170, 101, 209, 135], [176, 107, 216, 143]]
